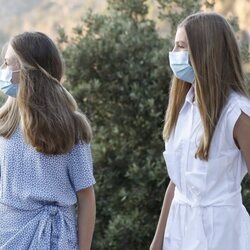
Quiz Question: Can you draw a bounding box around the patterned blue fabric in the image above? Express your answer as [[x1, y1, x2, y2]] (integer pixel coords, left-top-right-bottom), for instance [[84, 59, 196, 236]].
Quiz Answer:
[[0, 127, 95, 249]]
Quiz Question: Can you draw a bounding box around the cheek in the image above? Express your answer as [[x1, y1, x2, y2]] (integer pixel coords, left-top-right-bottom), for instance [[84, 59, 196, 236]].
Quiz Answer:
[[11, 72, 20, 84], [172, 46, 178, 52]]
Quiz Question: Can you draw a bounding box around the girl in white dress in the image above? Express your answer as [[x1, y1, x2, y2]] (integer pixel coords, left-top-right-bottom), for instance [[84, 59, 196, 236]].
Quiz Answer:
[[150, 12, 250, 250]]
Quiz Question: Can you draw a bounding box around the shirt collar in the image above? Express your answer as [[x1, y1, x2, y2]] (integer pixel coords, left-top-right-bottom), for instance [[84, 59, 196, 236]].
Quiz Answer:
[[179, 85, 196, 114], [185, 85, 195, 105]]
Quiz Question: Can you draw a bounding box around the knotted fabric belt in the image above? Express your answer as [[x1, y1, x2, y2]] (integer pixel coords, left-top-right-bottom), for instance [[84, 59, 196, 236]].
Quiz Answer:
[[0, 204, 77, 249], [172, 188, 242, 250]]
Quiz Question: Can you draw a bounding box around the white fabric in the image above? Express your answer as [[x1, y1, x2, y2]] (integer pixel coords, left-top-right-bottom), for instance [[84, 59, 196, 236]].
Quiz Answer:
[[163, 87, 250, 250]]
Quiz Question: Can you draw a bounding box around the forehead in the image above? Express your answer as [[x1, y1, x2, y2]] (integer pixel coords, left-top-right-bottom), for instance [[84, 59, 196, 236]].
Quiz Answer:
[[175, 27, 188, 43]]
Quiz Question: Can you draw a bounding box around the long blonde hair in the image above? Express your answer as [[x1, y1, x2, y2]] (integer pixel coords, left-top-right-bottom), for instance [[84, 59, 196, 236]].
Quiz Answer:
[[163, 12, 249, 160], [0, 32, 92, 154]]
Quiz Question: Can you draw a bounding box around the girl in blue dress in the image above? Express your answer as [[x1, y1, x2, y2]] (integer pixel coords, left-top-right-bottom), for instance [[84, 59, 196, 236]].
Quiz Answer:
[[0, 32, 96, 249]]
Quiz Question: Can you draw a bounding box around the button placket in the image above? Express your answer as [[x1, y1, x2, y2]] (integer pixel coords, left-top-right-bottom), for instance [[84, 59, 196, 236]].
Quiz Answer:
[[183, 104, 195, 193]]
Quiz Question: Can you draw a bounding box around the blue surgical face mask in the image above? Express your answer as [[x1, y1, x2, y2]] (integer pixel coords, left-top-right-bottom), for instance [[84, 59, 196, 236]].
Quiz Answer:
[[169, 51, 195, 84], [0, 67, 19, 97]]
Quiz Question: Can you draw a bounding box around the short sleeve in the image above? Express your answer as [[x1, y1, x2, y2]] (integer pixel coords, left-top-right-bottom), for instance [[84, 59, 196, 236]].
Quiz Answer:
[[68, 142, 96, 192], [225, 94, 250, 146]]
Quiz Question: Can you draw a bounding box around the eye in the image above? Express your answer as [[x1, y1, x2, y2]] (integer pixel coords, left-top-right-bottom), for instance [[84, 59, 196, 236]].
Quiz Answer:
[[176, 42, 185, 49]]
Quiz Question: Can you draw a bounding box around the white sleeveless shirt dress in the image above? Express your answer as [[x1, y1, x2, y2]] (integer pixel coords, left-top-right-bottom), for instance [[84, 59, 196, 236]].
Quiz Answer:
[[163, 87, 250, 250]]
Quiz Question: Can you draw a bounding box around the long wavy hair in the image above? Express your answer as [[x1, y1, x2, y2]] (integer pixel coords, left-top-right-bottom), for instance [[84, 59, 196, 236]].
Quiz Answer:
[[163, 12, 249, 160], [0, 32, 92, 154]]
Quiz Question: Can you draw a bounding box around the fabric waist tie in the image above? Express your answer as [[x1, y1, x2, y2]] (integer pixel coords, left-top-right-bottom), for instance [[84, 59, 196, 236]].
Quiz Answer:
[[173, 188, 243, 250], [0, 204, 76, 249], [38, 204, 76, 249]]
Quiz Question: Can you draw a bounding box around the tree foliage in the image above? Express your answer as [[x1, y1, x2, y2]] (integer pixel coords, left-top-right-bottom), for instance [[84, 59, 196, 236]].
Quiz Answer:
[[61, 2, 170, 248]]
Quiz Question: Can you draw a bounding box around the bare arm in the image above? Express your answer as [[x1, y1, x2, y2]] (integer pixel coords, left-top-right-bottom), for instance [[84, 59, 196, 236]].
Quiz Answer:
[[150, 180, 175, 250], [234, 112, 250, 175], [77, 186, 96, 250]]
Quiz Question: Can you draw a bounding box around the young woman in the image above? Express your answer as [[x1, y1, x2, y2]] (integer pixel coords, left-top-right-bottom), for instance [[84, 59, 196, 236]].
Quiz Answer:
[[150, 12, 250, 250], [0, 32, 95, 249]]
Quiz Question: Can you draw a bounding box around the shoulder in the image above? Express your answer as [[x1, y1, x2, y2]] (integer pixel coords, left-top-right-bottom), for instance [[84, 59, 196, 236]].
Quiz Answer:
[[68, 141, 92, 160], [222, 91, 250, 122], [227, 91, 250, 110], [229, 91, 250, 127], [220, 91, 250, 146]]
